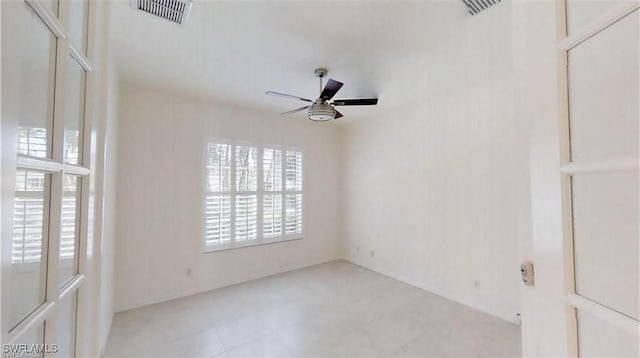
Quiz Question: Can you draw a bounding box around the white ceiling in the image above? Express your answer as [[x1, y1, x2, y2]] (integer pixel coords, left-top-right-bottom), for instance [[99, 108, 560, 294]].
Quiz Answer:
[[109, 1, 467, 121]]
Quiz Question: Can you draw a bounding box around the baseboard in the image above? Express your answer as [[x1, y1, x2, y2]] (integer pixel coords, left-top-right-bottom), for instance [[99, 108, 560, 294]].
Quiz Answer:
[[114, 255, 342, 313], [343, 257, 518, 324]]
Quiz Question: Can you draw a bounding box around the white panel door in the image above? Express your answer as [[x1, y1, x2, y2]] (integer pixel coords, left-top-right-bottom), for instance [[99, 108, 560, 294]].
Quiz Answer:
[[526, 0, 639, 356], [1, 0, 94, 357]]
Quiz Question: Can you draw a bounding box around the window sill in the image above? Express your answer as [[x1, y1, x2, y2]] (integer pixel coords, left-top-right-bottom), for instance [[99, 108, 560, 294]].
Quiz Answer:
[[203, 236, 303, 254]]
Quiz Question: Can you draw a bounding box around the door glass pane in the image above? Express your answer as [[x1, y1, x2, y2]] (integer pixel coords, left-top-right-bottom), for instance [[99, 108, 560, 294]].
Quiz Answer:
[[56, 291, 78, 357], [1, 1, 56, 159], [572, 172, 639, 320], [60, 175, 81, 287], [9, 170, 49, 329], [577, 309, 639, 357], [67, 0, 88, 55], [10, 322, 45, 358], [567, 11, 639, 162], [566, 0, 636, 35], [64, 57, 86, 165], [41, 0, 59, 16]]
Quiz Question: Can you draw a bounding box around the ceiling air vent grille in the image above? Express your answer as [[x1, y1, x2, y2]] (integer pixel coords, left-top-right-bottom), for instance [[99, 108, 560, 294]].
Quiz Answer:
[[132, 0, 193, 25], [462, 0, 501, 15]]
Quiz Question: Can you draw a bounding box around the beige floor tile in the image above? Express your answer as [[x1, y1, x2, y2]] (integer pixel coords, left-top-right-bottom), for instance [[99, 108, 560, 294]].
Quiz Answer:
[[105, 260, 521, 358], [226, 333, 293, 357]]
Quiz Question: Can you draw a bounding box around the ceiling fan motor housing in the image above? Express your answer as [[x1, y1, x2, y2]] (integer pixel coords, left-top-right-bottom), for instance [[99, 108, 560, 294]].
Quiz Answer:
[[307, 102, 336, 121]]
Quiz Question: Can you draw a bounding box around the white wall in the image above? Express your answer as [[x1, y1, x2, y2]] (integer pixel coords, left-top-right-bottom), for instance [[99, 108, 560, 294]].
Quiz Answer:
[[340, 1, 529, 322], [113, 83, 342, 312]]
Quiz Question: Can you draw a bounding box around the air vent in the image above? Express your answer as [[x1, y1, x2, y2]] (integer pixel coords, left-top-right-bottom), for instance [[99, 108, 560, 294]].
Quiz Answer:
[[131, 0, 193, 25], [462, 0, 501, 15]]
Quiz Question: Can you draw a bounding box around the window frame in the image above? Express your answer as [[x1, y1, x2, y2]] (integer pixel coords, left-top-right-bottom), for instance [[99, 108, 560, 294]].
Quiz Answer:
[[202, 139, 304, 253]]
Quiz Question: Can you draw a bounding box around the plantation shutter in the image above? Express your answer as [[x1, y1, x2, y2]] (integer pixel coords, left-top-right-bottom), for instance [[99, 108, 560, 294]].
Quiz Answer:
[[205, 143, 232, 246], [235, 145, 257, 241], [263, 148, 283, 239], [285, 150, 303, 191], [203, 141, 303, 250], [285, 150, 303, 235]]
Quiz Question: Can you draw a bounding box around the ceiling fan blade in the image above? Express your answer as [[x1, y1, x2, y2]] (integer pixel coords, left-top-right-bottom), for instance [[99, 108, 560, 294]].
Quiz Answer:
[[320, 79, 344, 100], [334, 110, 344, 119], [281, 105, 310, 115], [266, 91, 313, 103], [332, 98, 378, 106]]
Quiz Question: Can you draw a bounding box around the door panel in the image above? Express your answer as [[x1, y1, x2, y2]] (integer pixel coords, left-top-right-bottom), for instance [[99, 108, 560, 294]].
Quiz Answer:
[[564, 3, 640, 358], [1, 0, 95, 355], [8, 170, 50, 329], [566, 0, 637, 34], [15, 323, 45, 358], [567, 11, 639, 162], [520, 1, 639, 356], [63, 56, 86, 165], [572, 172, 639, 320], [56, 291, 78, 357], [577, 309, 639, 357], [59, 174, 81, 287], [66, 0, 88, 55], [3, 0, 57, 159]]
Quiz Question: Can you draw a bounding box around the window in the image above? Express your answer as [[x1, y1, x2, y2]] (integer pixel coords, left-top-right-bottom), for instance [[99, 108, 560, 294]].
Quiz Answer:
[[204, 140, 303, 251]]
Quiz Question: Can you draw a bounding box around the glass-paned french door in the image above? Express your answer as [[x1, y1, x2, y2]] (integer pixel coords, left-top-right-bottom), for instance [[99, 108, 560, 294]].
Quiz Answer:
[[559, 1, 639, 356], [2, 0, 93, 356]]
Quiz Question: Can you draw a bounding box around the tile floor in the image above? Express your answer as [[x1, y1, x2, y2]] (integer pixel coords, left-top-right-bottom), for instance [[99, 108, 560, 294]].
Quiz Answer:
[[105, 260, 520, 357]]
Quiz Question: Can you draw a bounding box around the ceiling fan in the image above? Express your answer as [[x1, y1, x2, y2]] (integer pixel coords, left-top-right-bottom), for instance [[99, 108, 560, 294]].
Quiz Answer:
[[265, 68, 378, 122]]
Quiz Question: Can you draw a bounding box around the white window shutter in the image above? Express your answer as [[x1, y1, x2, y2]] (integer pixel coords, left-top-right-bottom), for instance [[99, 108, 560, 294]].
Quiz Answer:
[[206, 143, 232, 192], [235, 195, 257, 241], [263, 148, 282, 191], [286, 194, 303, 235], [285, 150, 303, 235], [205, 143, 232, 248], [263, 194, 282, 239], [205, 195, 231, 245], [285, 151, 303, 191], [236, 145, 257, 191], [204, 142, 302, 250]]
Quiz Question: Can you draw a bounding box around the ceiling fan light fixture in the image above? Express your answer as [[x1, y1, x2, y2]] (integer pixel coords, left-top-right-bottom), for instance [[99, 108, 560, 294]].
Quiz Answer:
[[265, 68, 378, 121], [307, 102, 336, 121]]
